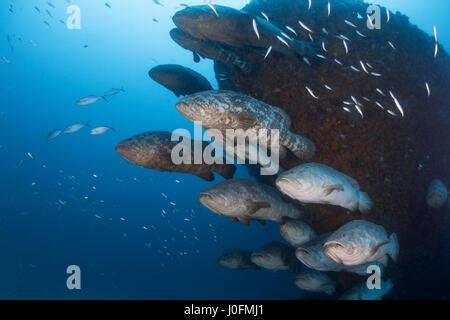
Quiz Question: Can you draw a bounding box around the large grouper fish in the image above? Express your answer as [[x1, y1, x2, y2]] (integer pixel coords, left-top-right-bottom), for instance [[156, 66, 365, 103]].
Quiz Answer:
[[149, 64, 213, 97], [323, 220, 399, 266], [172, 5, 317, 60], [170, 28, 253, 73], [176, 90, 316, 161], [276, 163, 373, 214], [199, 179, 303, 225], [295, 234, 386, 275], [115, 131, 236, 182], [218, 249, 260, 270], [250, 242, 298, 272]]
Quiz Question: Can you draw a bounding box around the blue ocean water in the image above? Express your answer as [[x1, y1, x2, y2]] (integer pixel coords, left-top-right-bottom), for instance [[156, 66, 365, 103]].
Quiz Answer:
[[0, 0, 449, 299]]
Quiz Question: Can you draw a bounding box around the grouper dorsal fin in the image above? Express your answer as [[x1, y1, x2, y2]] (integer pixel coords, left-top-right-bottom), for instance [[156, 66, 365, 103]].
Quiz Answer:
[[323, 184, 345, 197], [247, 201, 271, 215], [196, 172, 215, 182]]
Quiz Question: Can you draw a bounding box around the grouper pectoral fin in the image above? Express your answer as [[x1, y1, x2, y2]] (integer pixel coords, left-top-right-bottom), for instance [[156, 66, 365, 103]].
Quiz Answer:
[[323, 184, 345, 197], [195, 172, 215, 182], [238, 217, 251, 225], [193, 52, 201, 63], [247, 201, 271, 215]]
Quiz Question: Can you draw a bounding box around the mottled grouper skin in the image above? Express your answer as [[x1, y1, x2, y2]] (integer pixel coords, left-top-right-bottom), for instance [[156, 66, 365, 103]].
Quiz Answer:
[[199, 179, 303, 225], [177, 90, 316, 160], [250, 242, 296, 271], [115, 131, 236, 182], [296, 234, 385, 276], [170, 28, 252, 73], [323, 220, 398, 266], [149, 64, 213, 97], [172, 5, 317, 59], [218, 250, 259, 270]]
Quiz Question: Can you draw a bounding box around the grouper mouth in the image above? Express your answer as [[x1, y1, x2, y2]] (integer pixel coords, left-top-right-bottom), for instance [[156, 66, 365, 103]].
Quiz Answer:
[[323, 241, 346, 264], [199, 192, 224, 214], [295, 248, 316, 268]]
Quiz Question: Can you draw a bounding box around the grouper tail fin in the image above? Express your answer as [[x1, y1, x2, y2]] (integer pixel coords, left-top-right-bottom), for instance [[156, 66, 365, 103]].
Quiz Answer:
[[283, 131, 316, 161], [358, 192, 374, 214]]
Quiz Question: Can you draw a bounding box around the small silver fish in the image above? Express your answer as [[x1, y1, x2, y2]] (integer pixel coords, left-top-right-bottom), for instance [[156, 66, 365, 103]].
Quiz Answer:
[[337, 34, 351, 41], [286, 26, 297, 35], [389, 91, 404, 117], [375, 101, 385, 109], [343, 107, 351, 113], [264, 46, 273, 60], [207, 3, 219, 17], [276, 35, 290, 47], [252, 19, 260, 40], [322, 28, 329, 35], [327, 2, 331, 17], [356, 30, 366, 37], [46, 129, 62, 140], [371, 72, 382, 77], [386, 9, 391, 23], [387, 110, 397, 117], [324, 84, 333, 91], [344, 20, 357, 28], [433, 26, 438, 43], [350, 65, 360, 72], [64, 123, 90, 134], [261, 12, 269, 21], [308, 0, 312, 10], [355, 105, 364, 118], [316, 54, 326, 60], [322, 41, 327, 52], [387, 41, 396, 50], [425, 82, 431, 97], [334, 58, 343, 66], [305, 86, 319, 99], [298, 20, 313, 33], [360, 61, 369, 74], [303, 57, 311, 66], [90, 126, 116, 136], [76, 95, 106, 107], [343, 40, 349, 54], [434, 43, 439, 58], [281, 32, 293, 41], [376, 88, 386, 96]]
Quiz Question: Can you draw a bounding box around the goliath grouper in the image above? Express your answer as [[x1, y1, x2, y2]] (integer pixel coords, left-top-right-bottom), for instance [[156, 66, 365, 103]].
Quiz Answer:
[[199, 179, 303, 225], [323, 220, 399, 266], [172, 5, 317, 60], [170, 28, 253, 73], [218, 250, 260, 270], [149, 64, 213, 97], [176, 90, 316, 161], [115, 131, 236, 182]]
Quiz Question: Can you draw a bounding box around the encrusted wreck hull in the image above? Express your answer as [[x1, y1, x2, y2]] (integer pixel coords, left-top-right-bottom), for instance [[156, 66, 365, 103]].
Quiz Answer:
[[214, 0, 450, 298]]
